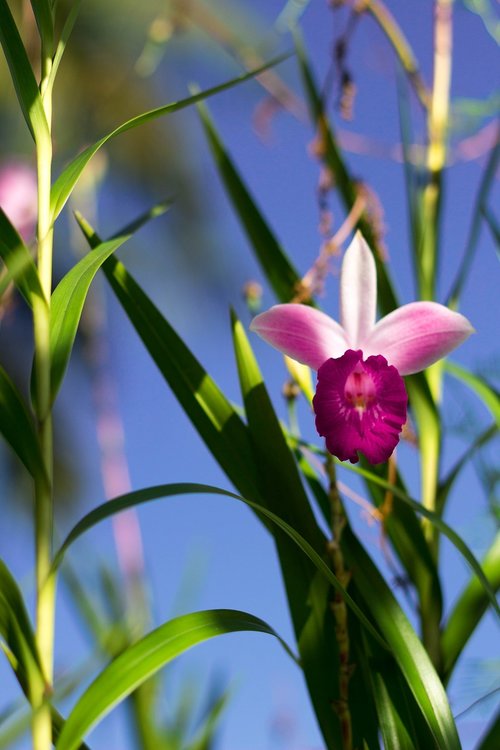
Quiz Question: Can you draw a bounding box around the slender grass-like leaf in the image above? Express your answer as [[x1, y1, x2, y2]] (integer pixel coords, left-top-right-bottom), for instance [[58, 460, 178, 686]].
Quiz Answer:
[[343, 462, 499, 619], [197, 102, 302, 302], [293, 441, 460, 747], [0, 207, 45, 307], [441, 531, 500, 682], [445, 361, 500, 428], [483, 205, 500, 252], [50, 54, 290, 223], [55, 610, 293, 750], [51, 482, 386, 649], [0, 366, 45, 480], [49, 222, 155, 403], [342, 528, 461, 750], [476, 708, 500, 750], [29, 0, 54, 52], [186, 691, 229, 750], [437, 423, 497, 513], [446, 133, 500, 307], [0, 0, 50, 143], [46, 0, 84, 90], [0, 560, 44, 703]]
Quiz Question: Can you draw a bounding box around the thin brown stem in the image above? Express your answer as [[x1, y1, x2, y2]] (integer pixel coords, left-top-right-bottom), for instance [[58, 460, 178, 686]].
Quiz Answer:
[[325, 455, 353, 750]]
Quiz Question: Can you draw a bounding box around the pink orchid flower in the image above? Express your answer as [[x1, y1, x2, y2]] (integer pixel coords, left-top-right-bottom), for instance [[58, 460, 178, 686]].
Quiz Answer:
[[250, 233, 473, 465]]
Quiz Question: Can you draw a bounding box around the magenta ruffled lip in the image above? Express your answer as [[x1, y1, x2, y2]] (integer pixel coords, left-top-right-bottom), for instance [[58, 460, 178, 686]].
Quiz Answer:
[[313, 349, 408, 465]]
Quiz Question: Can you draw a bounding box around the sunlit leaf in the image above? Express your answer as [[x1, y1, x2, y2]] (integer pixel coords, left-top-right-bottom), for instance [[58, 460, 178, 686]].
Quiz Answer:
[[197, 101, 301, 302], [49, 231, 136, 403], [55, 610, 293, 750]]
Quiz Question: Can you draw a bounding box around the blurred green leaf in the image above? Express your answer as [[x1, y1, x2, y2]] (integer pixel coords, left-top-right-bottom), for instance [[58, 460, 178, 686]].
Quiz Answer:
[[0, 365, 45, 480], [483, 206, 500, 252], [342, 528, 461, 750], [29, 0, 54, 53], [0, 207, 45, 307], [0, 0, 50, 142], [54, 609, 293, 750], [446, 133, 500, 307], [187, 690, 229, 750], [445, 361, 500, 428], [437, 423, 497, 513], [441, 531, 500, 682], [46, 0, 84, 90], [197, 101, 302, 302], [50, 53, 290, 223], [476, 707, 500, 750]]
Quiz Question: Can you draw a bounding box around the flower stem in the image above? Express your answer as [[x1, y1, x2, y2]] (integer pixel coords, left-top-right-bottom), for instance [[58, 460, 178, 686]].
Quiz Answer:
[[325, 455, 353, 750]]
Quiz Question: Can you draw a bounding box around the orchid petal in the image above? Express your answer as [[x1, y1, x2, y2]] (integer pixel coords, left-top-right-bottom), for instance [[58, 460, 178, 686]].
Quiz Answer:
[[364, 302, 474, 375], [250, 304, 348, 371], [340, 232, 377, 348]]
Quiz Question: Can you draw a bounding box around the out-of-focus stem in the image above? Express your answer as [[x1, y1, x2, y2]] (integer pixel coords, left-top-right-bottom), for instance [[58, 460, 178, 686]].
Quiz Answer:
[[325, 456, 352, 750], [356, 0, 430, 110]]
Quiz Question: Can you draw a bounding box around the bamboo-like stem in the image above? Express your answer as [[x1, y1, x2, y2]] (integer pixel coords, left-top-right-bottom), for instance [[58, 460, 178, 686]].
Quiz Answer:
[[32, 34, 55, 750], [325, 455, 353, 750]]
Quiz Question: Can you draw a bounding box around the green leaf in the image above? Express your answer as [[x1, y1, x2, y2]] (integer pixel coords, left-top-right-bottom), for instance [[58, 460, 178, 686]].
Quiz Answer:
[[441, 531, 500, 682], [0, 365, 45, 480], [29, 0, 54, 53], [437, 423, 497, 513], [446, 135, 500, 307], [445, 361, 500, 428], [0, 560, 44, 703], [48, 230, 137, 403], [0, 0, 50, 143], [289, 443, 459, 749], [50, 54, 290, 223], [55, 610, 293, 750], [0, 207, 45, 307], [52, 482, 386, 650], [342, 529, 461, 750], [197, 101, 302, 302], [343, 461, 500, 620], [46, 0, 84, 91], [476, 707, 500, 750]]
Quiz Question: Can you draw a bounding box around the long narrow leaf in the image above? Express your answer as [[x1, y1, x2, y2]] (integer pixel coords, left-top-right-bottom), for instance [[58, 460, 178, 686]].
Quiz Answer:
[[445, 361, 500, 428], [51, 482, 386, 650], [343, 461, 500, 619], [0, 366, 45, 480], [0, 207, 45, 307], [29, 0, 54, 52], [0, 0, 50, 142], [446, 132, 500, 306], [50, 54, 290, 223], [49, 232, 135, 403], [197, 102, 302, 302], [55, 610, 294, 750], [343, 528, 461, 750], [441, 531, 500, 682]]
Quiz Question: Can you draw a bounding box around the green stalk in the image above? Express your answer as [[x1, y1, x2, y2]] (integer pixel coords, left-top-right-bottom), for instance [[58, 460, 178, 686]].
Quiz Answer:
[[32, 41, 55, 750]]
